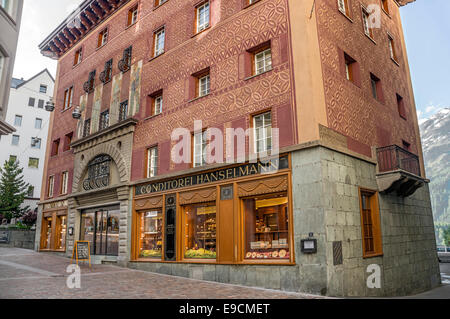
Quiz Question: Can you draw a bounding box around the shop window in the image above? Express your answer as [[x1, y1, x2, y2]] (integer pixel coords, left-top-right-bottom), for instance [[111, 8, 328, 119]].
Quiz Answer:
[[183, 202, 217, 259], [195, 1, 210, 34], [359, 189, 382, 257], [243, 193, 290, 261], [253, 111, 272, 153], [127, 4, 138, 26], [42, 217, 53, 249], [56, 215, 67, 250], [138, 210, 163, 259], [153, 27, 165, 57]]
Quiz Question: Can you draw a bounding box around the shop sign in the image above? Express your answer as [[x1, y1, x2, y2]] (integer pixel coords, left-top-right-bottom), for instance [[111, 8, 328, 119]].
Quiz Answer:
[[43, 200, 68, 210], [136, 155, 289, 196]]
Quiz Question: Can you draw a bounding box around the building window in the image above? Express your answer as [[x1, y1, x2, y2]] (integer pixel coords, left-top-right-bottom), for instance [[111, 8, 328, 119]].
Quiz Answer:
[[28, 158, 39, 169], [98, 28, 108, 48], [344, 53, 357, 83], [83, 119, 91, 137], [51, 139, 60, 156], [99, 110, 110, 130], [35, 118, 42, 129], [61, 171, 69, 195], [183, 202, 217, 260], [381, 0, 389, 14], [362, 7, 374, 39], [402, 140, 411, 151], [28, 97, 35, 107], [127, 4, 138, 26], [38, 99, 44, 108], [63, 86, 73, 110], [147, 146, 158, 178], [153, 27, 165, 57], [370, 73, 383, 102], [119, 46, 132, 73], [359, 189, 382, 257], [100, 59, 113, 84], [254, 48, 272, 75], [155, 0, 167, 7], [119, 101, 128, 121], [247, 0, 260, 5], [11, 135, 19, 146], [388, 34, 398, 63], [14, 115, 22, 127], [397, 94, 406, 120], [198, 73, 210, 97], [0, 0, 13, 15], [147, 92, 163, 117], [39, 85, 47, 94], [27, 186, 34, 198], [253, 111, 272, 153], [195, 1, 210, 33], [9, 155, 17, 162], [64, 132, 73, 151], [48, 176, 54, 197], [243, 193, 290, 261], [138, 209, 163, 259], [74, 47, 83, 66], [31, 137, 41, 149], [338, 0, 350, 17], [193, 131, 207, 167]]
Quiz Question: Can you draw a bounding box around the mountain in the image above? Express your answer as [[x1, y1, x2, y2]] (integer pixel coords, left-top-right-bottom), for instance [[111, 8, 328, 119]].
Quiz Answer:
[[419, 108, 450, 228]]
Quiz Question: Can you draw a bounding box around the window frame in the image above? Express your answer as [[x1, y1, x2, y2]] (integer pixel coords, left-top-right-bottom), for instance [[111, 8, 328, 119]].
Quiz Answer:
[[11, 134, 19, 146], [146, 146, 159, 178], [61, 171, 69, 195], [51, 139, 60, 157], [28, 97, 35, 107], [358, 188, 383, 258], [127, 4, 139, 27], [195, 1, 210, 34], [74, 47, 83, 66], [337, 0, 351, 18], [361, 7, 374, 40], [97, 28, 109, 48], [198, 73, 210, 98], [63, 86, 73, 110], [253, 47, 272, 76], [48, 175, 55, 198], [31, 137, 41, 149], [14, 115, 22, 127], [252, 111, 272, 154], [388, 34, 399, 64], [153, 27, 166, 57], [39, 84, 47, 94], [99, 109, 110, 131], [28, 157, 39, 169], [192, 129, 208, 168], [381, 0, 389, 15]]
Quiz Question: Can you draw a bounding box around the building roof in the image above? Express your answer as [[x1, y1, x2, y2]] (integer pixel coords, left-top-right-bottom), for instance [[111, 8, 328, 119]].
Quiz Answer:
[[39, 0, 131, 59], [12, 69, 55, 90]]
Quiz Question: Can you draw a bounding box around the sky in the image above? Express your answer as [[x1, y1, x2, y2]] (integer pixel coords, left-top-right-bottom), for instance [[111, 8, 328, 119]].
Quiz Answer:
[[12, 0, 450, 122]]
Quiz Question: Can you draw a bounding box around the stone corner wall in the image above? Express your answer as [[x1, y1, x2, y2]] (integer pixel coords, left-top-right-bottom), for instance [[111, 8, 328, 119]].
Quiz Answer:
[[0, 229, 36, 250]]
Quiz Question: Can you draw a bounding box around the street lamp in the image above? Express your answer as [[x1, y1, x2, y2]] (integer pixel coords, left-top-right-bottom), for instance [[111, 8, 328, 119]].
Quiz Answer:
[[72, 107, 82, 119]]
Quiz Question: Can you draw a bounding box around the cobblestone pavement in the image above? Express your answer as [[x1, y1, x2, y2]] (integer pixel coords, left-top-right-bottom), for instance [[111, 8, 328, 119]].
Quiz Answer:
[[0, 248, 323, 299]]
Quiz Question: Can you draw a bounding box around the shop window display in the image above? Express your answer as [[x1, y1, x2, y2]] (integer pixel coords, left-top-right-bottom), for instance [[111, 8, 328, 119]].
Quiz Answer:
[[56, 216, 67, 250], [43, 217, 52, 249], [184, 203, 217, 259], [139, 210, 163, 259], [243, 193, 290, 260]]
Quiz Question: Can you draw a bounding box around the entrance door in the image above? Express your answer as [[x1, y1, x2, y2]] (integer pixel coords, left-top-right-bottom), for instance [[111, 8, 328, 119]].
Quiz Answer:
[[80, 206, 120, 256]]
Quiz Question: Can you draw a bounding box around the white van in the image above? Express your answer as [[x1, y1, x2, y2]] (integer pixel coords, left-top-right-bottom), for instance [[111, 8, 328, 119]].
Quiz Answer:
[[437, 245, 450, 262]]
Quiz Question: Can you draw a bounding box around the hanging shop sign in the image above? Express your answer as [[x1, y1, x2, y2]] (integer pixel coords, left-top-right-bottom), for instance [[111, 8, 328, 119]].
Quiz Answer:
[[136, 155, 289, 196]]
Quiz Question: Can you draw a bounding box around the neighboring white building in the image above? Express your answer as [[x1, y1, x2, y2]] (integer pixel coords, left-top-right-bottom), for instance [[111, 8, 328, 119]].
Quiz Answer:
[[0, 69, 54, 211]]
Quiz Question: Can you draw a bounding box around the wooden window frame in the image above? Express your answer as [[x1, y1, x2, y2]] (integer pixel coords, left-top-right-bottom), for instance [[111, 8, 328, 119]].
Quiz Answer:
[[194, 1, 210, 35], [127, 3, 139, 27], [63, 132, 73, 152], [51, 138, 60, 157], [388, 34, 399, 64], [60, 171, 69, 195], [153, 26, 165, 58], [381, 0, 389, 15], [397, 93, 407, 120], [154, 0, 168, 8], [97, 28, 108, 48], [146, 145, 159, 178], [63, 86, 73, 110], [252, 110, 273, 154], [197, 73, 210, 98], [48, 175, 55, 198], [361, 7, 374, 40], [358, 188, 383, 258], [73, 47, 83, 66], [370, 73, 383, 103], [337, 0, 351, 18], [253, 46, 272, 76]]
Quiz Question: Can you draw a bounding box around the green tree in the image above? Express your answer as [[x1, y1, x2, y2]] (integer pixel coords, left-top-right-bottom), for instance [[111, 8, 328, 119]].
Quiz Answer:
[[0, 159, 31, 221], [444, 227, 450, 247]]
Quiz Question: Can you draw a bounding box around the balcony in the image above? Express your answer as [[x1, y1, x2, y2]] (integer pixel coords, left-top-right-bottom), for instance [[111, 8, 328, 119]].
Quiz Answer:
[[376, 145, 427, 197]]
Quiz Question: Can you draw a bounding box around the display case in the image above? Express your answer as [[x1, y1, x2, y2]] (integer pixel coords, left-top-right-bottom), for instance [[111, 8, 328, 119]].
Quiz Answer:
[[184, 203, 217, 259], [139, 210, 163, 259]]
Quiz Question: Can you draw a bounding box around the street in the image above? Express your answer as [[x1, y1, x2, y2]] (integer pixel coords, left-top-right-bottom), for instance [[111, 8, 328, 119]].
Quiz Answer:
[[0, 248, 321, 299]]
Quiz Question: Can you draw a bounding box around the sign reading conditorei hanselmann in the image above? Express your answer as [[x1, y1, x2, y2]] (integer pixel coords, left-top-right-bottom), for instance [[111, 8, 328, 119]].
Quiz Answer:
[[135, 155, 289, 196]]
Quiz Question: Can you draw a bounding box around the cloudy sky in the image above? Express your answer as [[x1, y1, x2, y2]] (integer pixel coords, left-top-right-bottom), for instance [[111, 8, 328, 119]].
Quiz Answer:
[[12, 0, 450, 122]]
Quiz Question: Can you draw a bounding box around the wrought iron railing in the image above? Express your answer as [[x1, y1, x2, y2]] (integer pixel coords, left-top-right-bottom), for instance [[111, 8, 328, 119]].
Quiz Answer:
[[376, 145, 420, 176]]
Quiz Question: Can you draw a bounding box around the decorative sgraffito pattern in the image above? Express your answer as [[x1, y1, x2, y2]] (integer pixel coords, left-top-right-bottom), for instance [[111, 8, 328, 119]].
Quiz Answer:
[[91, 84, 103, 134], [128, 60, 142, 117], [110, 72, 123, 125], [315, 0, 418, 154]]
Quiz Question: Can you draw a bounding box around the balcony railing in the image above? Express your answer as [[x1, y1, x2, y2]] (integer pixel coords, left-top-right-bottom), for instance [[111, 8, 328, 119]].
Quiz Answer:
[[377, 145, 420, 176]]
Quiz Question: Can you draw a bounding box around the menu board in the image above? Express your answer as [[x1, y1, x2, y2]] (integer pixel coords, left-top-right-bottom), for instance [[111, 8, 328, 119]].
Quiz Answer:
[[71, 240, 91, 266]]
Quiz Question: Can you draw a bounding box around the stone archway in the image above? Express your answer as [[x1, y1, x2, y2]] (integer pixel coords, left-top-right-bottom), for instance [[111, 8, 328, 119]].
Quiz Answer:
[[72, 142, 129, 192]]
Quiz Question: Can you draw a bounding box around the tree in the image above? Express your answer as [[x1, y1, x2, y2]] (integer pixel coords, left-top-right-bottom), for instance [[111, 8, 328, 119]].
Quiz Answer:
[[444, 227, 450, 247], [0, 159, 31, 221]]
